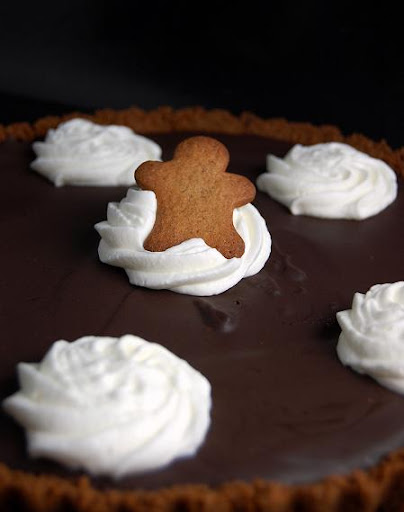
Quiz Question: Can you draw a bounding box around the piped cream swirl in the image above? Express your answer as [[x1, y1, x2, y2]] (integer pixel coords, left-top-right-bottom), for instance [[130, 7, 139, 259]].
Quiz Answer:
[[2, 334, 211, 477], [31, 119, 162, 186], [95, 188, 271, 296], [337, 282, 404, 394], [257, 142, 397, 219]]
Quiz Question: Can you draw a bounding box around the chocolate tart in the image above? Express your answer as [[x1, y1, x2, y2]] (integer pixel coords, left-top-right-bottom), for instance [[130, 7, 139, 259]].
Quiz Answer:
[[1, 107, 404, 511]]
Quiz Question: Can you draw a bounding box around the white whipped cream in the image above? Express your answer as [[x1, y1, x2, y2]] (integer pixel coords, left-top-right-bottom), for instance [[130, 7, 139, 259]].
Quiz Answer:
[[3, 334, 211, 478], [31, 119, 162, 187], [257, 142, 397, 219], [95, 187, 271, 296], [337, 282, 404, 394]]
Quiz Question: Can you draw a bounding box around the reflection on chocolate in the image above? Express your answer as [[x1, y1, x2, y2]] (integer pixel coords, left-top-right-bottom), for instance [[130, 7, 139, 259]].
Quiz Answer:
[[194, 298, 238, 333], [0, 133, 404, 491]]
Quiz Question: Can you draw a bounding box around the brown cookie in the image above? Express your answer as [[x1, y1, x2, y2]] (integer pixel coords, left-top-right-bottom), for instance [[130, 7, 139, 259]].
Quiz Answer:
[[135, 136, 256, 259]]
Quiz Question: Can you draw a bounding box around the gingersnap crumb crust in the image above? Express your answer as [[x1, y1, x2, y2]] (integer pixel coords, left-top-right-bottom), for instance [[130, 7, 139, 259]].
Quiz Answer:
[[1, 106, 404, 512], [1, 106, 403, 178]]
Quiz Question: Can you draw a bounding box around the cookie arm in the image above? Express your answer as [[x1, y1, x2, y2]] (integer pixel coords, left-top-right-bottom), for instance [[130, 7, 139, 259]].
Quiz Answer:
[[135, 161, 164, 191], [225, 174, 256, 208]]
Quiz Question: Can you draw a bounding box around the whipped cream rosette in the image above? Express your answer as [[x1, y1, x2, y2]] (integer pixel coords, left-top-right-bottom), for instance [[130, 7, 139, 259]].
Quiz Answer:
[[95, 187, 271, 295], [257, 142, 397, 219], [31, 119, 161, 186], [3, 335, 211, 478], [337, 282, 404, 394]]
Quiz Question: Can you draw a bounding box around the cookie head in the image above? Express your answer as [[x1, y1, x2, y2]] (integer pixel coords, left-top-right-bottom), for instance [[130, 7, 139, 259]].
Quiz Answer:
[[135, 136, 256, 258]]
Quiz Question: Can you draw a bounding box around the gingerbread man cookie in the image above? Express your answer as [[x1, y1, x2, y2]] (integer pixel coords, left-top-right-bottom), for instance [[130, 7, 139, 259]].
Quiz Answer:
[[135, 136, 256, 259]]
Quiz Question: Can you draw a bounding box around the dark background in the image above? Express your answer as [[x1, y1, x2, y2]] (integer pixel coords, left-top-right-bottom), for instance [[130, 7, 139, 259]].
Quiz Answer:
[[0, 1, 402, 146]]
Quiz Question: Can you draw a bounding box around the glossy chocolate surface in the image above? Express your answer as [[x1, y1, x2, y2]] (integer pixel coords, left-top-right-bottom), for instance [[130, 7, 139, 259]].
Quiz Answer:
[[1, 133, 404, 490]]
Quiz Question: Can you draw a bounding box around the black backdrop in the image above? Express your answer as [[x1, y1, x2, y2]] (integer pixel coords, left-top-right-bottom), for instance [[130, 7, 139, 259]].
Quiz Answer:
[[0, 1, 402, 146]]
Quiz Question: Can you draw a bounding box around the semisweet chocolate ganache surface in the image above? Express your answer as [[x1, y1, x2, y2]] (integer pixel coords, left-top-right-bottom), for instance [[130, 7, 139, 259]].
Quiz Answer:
[[0, 132, 404, 491]]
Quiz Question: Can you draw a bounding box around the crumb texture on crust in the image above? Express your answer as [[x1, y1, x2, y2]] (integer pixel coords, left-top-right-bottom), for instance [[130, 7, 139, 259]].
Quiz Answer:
[[1, 106, 403, 178], [2, 447, 404, 512]]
